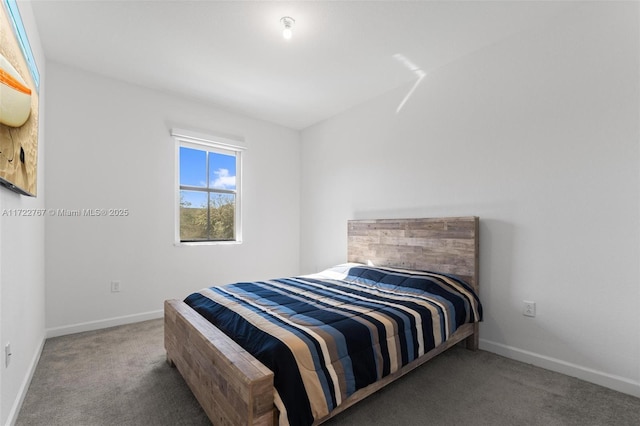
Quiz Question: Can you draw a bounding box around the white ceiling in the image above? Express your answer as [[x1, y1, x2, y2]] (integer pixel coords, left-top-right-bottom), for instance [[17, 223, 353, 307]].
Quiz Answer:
[[31, 1, 574, 130]]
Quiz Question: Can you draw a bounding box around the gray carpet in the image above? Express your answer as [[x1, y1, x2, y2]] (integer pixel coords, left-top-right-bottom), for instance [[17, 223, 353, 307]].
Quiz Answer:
[[16, 319, 640, 426]]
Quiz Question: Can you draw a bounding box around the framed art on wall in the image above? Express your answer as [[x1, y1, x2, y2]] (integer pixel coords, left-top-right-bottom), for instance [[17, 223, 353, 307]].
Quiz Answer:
[[0, 0, 39, 196]]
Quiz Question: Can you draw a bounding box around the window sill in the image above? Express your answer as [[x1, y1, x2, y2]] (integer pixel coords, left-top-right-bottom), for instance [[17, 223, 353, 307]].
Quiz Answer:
[[174, 240, 242, 247]]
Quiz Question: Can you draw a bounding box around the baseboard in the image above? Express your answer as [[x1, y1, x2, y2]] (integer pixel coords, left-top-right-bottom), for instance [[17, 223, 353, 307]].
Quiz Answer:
[[45, 310, 164, 338], [479, 338, 640, 399], [4, 335, 45, 426]]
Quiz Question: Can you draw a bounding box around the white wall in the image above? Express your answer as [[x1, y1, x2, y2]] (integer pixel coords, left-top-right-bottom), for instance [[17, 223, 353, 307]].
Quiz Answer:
[[300, 2, 639, 397], [44, 63, 300, 334], [0, 2, 46, 425]]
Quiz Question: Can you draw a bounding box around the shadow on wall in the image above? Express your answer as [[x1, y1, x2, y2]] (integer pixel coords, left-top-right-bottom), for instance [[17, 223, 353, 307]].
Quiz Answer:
[[478, 218, 515, 343]]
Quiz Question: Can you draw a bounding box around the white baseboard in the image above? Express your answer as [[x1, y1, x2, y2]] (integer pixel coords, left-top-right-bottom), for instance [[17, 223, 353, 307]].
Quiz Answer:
[[479, 338, 640, 399], [5, 335, 45, 426], [45, 310, 164, 338]]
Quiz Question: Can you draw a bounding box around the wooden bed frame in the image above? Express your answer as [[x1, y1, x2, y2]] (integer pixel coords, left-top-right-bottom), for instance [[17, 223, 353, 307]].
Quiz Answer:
[[165, 216, 479, 425]]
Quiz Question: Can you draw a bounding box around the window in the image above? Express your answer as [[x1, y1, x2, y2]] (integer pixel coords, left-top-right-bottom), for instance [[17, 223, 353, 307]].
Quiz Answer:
[[172, 129, 244, 243]]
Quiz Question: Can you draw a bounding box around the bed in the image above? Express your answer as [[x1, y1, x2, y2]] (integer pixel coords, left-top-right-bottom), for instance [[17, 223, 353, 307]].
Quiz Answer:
[[164, 216, 480, 425]]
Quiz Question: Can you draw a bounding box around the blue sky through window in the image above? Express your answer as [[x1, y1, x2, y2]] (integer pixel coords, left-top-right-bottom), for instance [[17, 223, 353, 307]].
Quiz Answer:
[[180, 147, 206, 187], [180, 147, 236, 208], [209, 152, 237, 190]]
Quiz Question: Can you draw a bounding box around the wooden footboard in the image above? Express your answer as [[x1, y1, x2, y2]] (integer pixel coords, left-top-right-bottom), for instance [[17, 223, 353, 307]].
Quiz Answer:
[[164, 299, 275, 426]]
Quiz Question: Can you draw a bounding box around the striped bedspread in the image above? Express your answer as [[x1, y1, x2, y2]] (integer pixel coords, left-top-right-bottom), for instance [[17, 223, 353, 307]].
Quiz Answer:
[[184, 263, 482, 426]]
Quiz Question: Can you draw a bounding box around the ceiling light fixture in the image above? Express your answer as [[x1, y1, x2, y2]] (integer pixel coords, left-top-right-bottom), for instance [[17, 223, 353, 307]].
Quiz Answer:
[[280, 16, 295, 40]]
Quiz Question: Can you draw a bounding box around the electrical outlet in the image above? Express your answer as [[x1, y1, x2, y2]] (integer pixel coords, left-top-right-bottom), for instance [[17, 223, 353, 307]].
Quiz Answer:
[[110, 280, 121, 293], [5, 343, 11, 368], [523, 300, 536, 317]]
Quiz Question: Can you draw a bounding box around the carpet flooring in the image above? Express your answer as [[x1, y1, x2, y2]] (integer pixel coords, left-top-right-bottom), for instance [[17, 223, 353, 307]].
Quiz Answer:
[[16, 319, 640, 425]]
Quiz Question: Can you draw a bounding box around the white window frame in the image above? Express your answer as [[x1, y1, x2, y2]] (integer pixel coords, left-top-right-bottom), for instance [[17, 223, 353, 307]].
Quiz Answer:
[[172, 128, 245, 245]]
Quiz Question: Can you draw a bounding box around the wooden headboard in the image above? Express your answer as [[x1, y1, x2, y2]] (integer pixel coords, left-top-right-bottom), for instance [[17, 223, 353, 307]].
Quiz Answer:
[[347, 217, 479, 292]]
